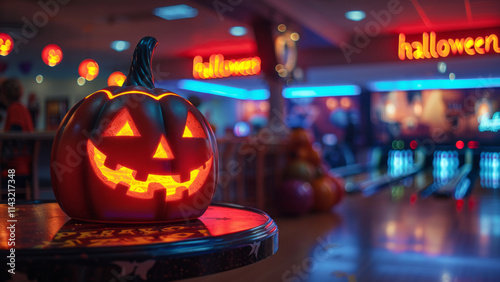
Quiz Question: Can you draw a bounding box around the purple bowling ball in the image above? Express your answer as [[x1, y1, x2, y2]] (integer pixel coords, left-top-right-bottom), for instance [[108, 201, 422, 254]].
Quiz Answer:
[[277, 180, 314, 216]]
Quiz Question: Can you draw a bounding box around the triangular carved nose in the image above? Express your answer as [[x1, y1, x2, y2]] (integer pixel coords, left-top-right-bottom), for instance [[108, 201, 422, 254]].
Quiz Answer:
[[153, 135, 174, 159]]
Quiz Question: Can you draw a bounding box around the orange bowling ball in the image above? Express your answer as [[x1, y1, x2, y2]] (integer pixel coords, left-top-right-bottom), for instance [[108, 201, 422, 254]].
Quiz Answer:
[[328, 174, 345, 206], [311, 176, 341, 212], [291, 145, 311, 159], [307, 147, 322, 166], [289, 128, 313, 147]]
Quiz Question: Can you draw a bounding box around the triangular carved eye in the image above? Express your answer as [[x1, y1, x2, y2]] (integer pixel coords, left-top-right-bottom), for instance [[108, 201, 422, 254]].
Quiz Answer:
[[153, 136, 174, 159], [103, 109, 141, 137], [182, 112, 206, 138]]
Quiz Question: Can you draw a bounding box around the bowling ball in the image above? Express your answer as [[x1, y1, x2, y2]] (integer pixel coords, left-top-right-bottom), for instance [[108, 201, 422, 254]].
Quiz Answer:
[[328, 173, 345, 206], [276, 180, 314, 216], [307, 147, 322, 166], [283, 160, 315, 182], [290, 146, 319, 163], [312, 163, 333, 180], [289, 128, 314, 147], [311, 176, 341, 212]]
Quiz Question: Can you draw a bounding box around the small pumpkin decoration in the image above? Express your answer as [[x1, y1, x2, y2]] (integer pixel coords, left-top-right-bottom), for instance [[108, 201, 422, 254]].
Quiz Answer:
[[51, 37, 218, 223], [310, 176, 339, 212]]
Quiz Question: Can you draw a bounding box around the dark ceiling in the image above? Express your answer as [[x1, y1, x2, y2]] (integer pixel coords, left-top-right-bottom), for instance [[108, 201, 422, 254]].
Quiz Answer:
[[1, 0, 499, 83]]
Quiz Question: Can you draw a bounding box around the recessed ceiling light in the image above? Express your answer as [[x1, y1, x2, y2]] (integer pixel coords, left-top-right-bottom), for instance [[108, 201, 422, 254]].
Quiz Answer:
[[153, 4, 198, 20], [229, 26, 247, 36], [345, 10, 366, 21], [110, 40, 130, 52]]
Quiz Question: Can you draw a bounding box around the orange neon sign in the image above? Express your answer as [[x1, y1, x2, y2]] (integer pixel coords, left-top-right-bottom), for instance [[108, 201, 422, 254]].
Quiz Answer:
[[398, 32, 500, 60], [193, 54, 261, 79]]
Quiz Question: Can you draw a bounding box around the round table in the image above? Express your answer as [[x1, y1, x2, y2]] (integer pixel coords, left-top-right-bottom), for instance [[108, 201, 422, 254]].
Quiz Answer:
[[0, 202, 278, 281]]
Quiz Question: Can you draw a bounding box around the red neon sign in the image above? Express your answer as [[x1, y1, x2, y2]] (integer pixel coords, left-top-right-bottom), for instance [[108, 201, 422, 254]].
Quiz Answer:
[[398, 32, 500, 60], [193, 54, 261, 79]]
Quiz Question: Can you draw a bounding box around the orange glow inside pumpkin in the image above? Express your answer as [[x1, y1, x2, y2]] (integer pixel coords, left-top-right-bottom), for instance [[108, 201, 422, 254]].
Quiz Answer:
[[87, 140, 212, 200], [183, 112, 207, 138], [103, 109, 141, 137], [87, 108, 212, 200], [153, 136, 174, 159]]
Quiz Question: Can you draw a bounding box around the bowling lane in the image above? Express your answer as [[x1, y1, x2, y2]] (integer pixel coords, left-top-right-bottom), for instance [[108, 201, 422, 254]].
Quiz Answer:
[[340, 149, 425, 194], [306, 157, 500, 281], [372, 149, 500, 202], [466, 151, 500, 199], [362, 167, 435, 200], [343, 169, 385, 193]]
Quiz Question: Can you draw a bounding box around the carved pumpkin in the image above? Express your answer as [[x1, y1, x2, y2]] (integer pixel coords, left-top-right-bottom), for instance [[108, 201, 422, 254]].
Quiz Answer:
[[51, 37, 218, 223]]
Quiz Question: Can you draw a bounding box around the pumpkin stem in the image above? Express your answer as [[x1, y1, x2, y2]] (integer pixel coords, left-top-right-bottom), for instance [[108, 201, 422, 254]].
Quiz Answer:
[[124, 36, 158, 89]]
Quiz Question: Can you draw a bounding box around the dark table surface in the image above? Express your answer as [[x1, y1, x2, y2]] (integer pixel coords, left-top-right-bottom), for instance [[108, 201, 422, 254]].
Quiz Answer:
[[0, 202, 278, 282]]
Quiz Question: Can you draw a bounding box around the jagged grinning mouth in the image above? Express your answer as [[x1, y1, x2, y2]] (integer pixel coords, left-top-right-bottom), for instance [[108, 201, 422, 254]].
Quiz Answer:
[[87, 140, 213, 200]]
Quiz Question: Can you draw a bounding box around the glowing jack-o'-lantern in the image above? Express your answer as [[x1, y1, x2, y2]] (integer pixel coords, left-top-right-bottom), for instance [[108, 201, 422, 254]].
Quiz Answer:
[[51, 37, 218, 223], [0, 33, 13, 57], [79, 59, 99, 81], [42, 44, 63, 66]]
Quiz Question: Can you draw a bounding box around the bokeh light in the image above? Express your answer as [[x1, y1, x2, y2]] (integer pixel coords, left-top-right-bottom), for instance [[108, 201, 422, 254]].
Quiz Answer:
[[0, 33, 13, 56], [41, 44, 63, 67], [234, 121, 250, 137], [410, 140, 418, 150], [107, 71, 126, 86], [78, 59, 99, 81], [77, 76, 86, 86], [326, 98, 338, 111], [437, 61, 447, 73]]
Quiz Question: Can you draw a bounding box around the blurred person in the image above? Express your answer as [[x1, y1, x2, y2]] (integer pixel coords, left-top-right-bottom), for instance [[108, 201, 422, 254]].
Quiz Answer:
[[2, 78, 33, 132], [1, 78, 33, 179], [27, 92, 40, 129], [0, 77, 7, 130]]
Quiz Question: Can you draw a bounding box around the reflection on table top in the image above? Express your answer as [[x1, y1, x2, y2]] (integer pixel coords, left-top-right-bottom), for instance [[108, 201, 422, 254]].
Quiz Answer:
[[0, 202, 278, 281], [0, 202, 274, 251]]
